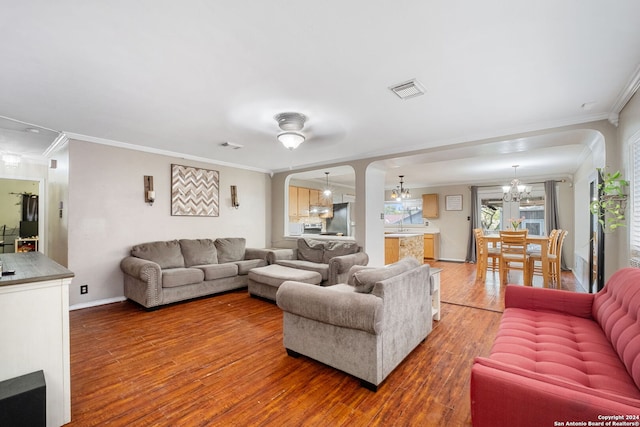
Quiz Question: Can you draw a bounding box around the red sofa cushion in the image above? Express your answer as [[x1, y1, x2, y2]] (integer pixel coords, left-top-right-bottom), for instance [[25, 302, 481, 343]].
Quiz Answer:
[[490, 307, 640, 399], [593, 267, 640, 390]]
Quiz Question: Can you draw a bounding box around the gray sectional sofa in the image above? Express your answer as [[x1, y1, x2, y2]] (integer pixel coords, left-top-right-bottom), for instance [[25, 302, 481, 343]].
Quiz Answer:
[[121, 238, 269, 309], [276, 257, 434, 391]]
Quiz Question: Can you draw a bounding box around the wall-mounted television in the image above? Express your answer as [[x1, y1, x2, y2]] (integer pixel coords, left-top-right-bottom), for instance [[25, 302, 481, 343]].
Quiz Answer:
[[19, 221, 38, 238]]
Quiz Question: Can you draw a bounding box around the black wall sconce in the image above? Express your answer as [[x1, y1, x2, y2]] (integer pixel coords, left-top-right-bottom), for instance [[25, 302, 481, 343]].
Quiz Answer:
[[231, 185, 239, 209], [144, 175, 155, 205]]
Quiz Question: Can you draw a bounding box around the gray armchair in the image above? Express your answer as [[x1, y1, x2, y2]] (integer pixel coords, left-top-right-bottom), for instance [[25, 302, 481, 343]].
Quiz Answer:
[[276, 258, 433, 391]]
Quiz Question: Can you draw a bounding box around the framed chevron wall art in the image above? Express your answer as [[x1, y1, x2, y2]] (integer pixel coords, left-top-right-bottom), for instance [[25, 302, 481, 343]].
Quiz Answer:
[[171, 164, 219, 216]]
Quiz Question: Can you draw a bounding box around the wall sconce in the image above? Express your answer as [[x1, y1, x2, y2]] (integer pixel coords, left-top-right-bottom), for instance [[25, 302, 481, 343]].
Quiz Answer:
[[231, 185, 239, 209], [144, 175, 155, 205]]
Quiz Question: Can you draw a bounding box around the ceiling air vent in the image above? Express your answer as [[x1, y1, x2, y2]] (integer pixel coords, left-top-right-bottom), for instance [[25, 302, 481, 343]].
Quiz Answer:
[[220, 141, 243, 149], [389, 78, 426, 100]]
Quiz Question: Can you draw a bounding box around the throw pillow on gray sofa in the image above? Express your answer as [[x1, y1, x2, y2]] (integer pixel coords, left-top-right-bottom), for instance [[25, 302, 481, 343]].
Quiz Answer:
[[179, 239, 218, 267], [353, 257, 421, 293], [215, 238, 246, 263], [297, 238, 326, 263], [131, 240, 185, 269], [322, 240, 360, 263]]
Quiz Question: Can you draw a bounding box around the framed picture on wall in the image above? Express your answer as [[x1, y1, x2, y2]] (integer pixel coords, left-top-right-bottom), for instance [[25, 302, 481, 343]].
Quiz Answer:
[[171, 164, 219, 216], [445, 194, 463, 211]]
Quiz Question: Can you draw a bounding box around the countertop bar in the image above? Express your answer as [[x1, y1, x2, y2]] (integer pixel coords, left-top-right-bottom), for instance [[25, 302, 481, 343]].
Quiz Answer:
[[0, 252, 74, 287]]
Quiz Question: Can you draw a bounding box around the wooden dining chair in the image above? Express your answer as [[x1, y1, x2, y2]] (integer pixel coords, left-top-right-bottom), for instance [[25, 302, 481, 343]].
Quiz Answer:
[[527, 229, 557, 287], [528, 229, 567, 287], [473, 228, 500, 281], [499, 229, 530, 285], [550, 230, 568, 286]]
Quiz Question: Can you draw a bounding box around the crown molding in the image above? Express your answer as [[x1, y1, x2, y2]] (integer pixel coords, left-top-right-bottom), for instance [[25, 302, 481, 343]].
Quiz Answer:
[[609, 63, 640, 126], [63, 132, 273, 175]]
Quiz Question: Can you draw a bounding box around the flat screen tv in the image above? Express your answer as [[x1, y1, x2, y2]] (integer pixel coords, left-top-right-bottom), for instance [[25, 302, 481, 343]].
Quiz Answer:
[[19, 221, 38, 238]]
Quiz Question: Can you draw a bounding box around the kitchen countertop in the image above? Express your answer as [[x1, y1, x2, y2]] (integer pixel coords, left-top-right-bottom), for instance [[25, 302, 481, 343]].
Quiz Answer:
[[384, 233, 423, 238], [0, 252, 74, 287]]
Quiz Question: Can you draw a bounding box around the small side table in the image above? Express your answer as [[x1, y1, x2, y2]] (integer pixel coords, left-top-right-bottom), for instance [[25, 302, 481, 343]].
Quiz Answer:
[[15, 237, 38, 253]]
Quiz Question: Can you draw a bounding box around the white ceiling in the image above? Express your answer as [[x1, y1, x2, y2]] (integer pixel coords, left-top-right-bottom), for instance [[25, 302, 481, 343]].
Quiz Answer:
[[1, 1, 639, 189]]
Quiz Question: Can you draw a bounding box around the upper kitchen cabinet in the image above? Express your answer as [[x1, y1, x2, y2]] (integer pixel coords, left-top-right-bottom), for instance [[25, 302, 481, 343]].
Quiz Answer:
[[422, 194, 439, 218], [297, 187, 310, 216], [289, 186, 299, 217]]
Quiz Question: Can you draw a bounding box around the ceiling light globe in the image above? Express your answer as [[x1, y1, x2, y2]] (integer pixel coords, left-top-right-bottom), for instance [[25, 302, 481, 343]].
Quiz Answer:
[[277, 131, 305, 150]]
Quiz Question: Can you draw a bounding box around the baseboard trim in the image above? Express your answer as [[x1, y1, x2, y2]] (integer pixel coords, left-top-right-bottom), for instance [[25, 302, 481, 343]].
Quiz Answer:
[[433, 258, 466, 263], [70, 296, 127, 311]]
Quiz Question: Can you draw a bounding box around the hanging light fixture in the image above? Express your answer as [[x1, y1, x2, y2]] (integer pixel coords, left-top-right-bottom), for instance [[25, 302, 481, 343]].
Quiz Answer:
[[502, 165, 531, 202], [322, 172, 332, 197], [391, 175, 411, 199], [275, 112, 307, 150]]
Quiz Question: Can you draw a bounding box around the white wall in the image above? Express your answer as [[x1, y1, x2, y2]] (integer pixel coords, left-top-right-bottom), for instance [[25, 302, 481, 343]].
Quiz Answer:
[[46, 143, 70, 267], [67, 140, 271, 307]]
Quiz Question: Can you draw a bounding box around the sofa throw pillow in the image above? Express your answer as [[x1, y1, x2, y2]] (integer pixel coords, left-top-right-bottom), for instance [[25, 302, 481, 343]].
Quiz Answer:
[[215, 238, 246, 263], [297, 238, 325, 263], [322, 240, 359, 263], [179, 239, 218, 267], [352, 257, 420, 293], [131, 240, 185, 269]]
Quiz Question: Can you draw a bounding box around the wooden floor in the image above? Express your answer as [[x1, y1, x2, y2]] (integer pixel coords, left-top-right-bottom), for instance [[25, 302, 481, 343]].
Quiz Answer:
[[66, 261, 580, 426]]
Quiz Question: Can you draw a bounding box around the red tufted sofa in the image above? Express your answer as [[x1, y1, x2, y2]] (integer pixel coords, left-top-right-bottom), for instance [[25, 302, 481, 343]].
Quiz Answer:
[[471, 268, 640, 426]]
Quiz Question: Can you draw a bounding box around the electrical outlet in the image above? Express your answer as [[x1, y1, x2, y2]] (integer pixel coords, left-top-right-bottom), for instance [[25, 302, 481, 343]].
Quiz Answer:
[[80, 285, 88, 294]]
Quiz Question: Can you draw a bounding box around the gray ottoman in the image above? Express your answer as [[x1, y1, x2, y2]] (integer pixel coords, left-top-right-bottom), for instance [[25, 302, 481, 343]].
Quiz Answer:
[[248, 264, 322, 301]]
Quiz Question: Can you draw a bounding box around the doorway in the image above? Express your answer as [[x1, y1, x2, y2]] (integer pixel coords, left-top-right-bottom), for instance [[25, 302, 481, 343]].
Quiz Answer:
[[0, 178, 40, 253]]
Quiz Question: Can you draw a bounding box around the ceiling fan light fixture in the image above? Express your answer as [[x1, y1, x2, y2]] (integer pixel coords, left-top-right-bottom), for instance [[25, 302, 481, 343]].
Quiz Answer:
[[275, 112, 307, 150], [277, 131, 305, 150]]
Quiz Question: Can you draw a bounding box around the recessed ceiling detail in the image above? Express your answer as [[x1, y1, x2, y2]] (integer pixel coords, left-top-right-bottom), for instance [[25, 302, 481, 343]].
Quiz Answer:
[[389, 79, 426, 100]]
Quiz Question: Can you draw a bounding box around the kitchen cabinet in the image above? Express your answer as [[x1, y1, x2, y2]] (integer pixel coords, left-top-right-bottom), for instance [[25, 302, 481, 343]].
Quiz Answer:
[[289, 186, 333, 218], [297, 187, 310, 216], [422, 194, 439, 218], [289, 186, 298, 217], [309, 189, 320, 206], [424, 233, 440, 261], [384, 234, 424, 264]]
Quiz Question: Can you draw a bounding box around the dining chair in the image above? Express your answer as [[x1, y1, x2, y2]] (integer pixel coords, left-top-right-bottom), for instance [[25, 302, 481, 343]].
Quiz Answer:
[[499, 229, 530, 285], [528, 230, 567, 287], [1, 225, 14, 253], [473, 228, 500, 281]]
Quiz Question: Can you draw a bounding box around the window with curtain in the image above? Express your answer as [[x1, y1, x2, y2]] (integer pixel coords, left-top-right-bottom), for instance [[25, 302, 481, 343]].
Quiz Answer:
[[479, 189, 545, 235]]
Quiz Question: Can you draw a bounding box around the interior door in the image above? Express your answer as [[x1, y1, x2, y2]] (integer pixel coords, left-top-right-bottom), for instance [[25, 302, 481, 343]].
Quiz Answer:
[[589, 173, 605, 293]]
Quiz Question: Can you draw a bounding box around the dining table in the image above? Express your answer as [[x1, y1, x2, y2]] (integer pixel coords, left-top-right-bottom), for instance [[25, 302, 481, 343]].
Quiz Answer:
[[484, 234, 551, 287]]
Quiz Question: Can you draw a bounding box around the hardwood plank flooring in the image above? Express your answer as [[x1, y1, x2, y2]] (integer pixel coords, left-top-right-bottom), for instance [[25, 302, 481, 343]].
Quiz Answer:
[[66, 261, 579, 426]]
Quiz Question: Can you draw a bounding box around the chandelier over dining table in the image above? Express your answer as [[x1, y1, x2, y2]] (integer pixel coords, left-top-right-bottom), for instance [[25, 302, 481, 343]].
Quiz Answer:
[[502, 165, 531, 202]]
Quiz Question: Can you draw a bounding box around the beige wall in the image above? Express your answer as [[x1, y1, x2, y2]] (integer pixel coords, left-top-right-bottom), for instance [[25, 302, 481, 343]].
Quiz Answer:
[[67, 140, 271, 307]]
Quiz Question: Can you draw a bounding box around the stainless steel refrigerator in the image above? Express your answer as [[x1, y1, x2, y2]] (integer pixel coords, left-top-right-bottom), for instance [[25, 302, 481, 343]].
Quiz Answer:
[[324, 202, 353, 236]]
